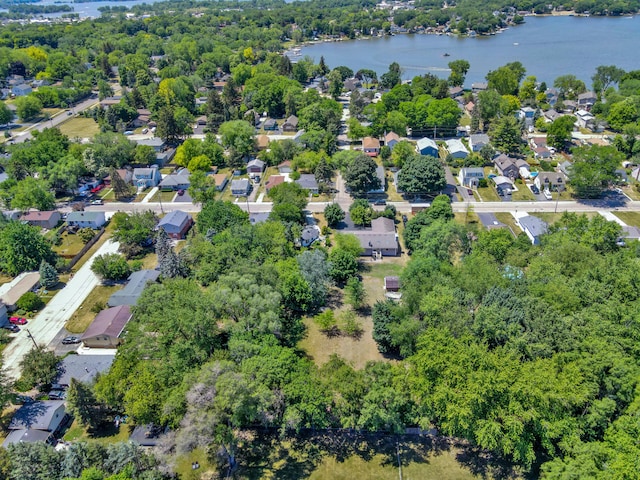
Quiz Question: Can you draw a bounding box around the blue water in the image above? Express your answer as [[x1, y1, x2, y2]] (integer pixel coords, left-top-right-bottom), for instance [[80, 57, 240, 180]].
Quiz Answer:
[[300, 15, 640, 87]]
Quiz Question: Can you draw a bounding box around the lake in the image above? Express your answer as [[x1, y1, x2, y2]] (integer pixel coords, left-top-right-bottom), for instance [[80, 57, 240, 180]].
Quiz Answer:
[[299, 15, 640, 87]]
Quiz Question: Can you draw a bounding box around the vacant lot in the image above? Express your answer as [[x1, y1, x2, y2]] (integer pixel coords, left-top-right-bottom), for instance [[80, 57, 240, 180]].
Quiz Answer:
[[58, 117, 100, 139]]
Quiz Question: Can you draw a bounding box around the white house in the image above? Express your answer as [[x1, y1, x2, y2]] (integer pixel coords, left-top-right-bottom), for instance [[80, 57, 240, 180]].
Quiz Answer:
[[575, 109, 595, 130], [517, 215, 549, 245], [66, 211, 106, 229], [457, 167, 484, 188], [445, 139, 468, 159]]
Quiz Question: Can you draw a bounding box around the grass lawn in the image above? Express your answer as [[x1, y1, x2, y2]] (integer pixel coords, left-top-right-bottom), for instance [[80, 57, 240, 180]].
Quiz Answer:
[[235, 432, 518, 480], [150, 190, 177, 203], [299, 260, 406, 370], [385, 173, 404, 202], [57, 117, 100, 139], [99, 188, 115, 201], [63, 418, 133, 444], [477, 187, 501, 202], [512, 185, 536, 201], [494, 213, 522, 235], [68, 227, 112, 273], [65, 284, 120, 333], [173, 447, 215, 480], [0, 273, 14, 286], [454, 211, 480, 226], [614, 211, 640, 227], [52, 231, 87, 258], [137, 252, 158, 270], [309, 193, 332, 203]]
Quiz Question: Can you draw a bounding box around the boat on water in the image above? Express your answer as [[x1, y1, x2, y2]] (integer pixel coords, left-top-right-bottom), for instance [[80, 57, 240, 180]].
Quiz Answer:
[[443, 53, 450, 56], [513, 42, 519, 45]]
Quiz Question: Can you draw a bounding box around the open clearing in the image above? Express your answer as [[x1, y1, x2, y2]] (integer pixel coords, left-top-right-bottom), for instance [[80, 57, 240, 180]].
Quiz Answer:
[[57, 117, 100, 139]]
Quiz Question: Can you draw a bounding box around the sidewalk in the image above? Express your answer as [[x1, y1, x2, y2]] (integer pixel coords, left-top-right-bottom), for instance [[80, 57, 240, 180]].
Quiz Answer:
[[2, 239, 120, 379], [141, 187, 158, 203]]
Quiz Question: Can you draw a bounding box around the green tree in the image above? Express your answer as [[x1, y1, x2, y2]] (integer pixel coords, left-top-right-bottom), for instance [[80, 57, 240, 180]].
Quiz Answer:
[[486, 66, 519, 96], [109, 168, 133, 200], [219, 120, 255, 163], [397, 155, 446, 197], [345, 276, 366, 310], [569, 145, 624, 198], [67, 378, 103, 430], [197, 200, 249, 235], [329, 248, 359, 283], [19, 345, 58, 389], [448, 59, 470, 87], [39, 260, 59, 289], [133, 145, 156, 166], [546, 115, 576, 151], [554, 74, 586, 100], [349, 199, 374, 227], [344, 154, 380, 196], [327, 69, 343, 100], [269, 182, 309, 211], [91, 253, 131, 281], [0, 100, 13, 125], [324, 203, 345, 227], [592, 65, 625, 95], [111, 211, 158, 258], [489, 115, 523, 154], [15, 95, 43, 121], [11, 177, 55, 211], [372, 299, 398, 353], [0, 221, 56, 276], [380, 62, 401, 89]]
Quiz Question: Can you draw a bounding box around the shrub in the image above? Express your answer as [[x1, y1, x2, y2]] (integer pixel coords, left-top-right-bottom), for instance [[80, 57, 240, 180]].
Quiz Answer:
[[16, 291, 44, 312], [339, 309, 362, 337], [315, 310, 337, 332], [78, 228, 95, 244]]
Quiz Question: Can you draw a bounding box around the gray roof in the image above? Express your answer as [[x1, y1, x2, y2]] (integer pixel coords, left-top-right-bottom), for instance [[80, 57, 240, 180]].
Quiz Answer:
[[622, 226, 640, 240], [247, 159, 265, 170], [133, 167, 158, 178], [417, 137, 437, 151], [9, 401, 65, 431], [344, 217, 398, 251], [3, 429, 52, 446], [159, 173, 190, 187], [470, 133, 490, 144], [56, 354, 116, 385], [249, 212, 270, 224], [296, 174, 318, 190], [519, 215, 548, 238], [158, 210, 191, 229], [135, 138, 164, 148], [107, 270, 159, 307], [66, 211, 105, 223]]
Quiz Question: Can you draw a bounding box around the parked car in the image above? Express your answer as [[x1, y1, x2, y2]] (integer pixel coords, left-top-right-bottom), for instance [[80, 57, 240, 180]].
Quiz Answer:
[[90, 199, 103, 205], [48, 390, 66, 400], [9, 316, 27, 325], [90, 184, 104, 194], [530, 185, 539, 194], [2, 324, 19, 333], [543, 189, 553, 200], [62, 336, 81, 345], [177, 189, 185, 196], [373, 199, 386, 206], [124, 131, 134, 135]]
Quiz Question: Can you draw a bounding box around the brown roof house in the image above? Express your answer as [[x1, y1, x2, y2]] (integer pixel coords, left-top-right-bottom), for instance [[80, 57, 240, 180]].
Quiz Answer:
[[265, 175, 285, 193], [81, 305, 132, 348], [257, 134, 270, 150], [362, 136, 381, 157], [20, 210, 61, 230], [282, 115, 299, 132]]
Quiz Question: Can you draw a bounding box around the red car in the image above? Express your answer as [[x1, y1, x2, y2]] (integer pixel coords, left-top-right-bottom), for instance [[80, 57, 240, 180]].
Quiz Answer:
[[90, 184, 104, 193], [9, 316, 27, 325]]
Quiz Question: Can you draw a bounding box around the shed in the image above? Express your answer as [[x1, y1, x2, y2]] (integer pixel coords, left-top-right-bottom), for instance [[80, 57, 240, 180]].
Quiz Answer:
[[107, 270, 160, 307], [157, 210, 193, 240], [384, 276, 401, 292], [81, 305, 132, 348], [211, 173, 228, 191]]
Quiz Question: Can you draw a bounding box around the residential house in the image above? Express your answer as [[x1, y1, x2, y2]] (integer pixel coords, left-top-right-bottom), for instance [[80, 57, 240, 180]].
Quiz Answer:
[[363, 136, 381, 157], [265, 175, 285, 193], [494, 154, 519, 180], [493, 175, 514, 195], [56, 354, 115, 386], [159, 169, 190, 191], [111, 169, 133, 185], [518, 215, 548, 245], [293, 130, 305, 144], [530, 136, 548, 149], [300, 225, 320, 247], [347, 217, 399, 257], [384, 132, 400, 150], [448, 86, 464, 98], [472, 82, 488, 93], [99, 96, 122, 107], [4, 401, 66, 447], [282, 115, 299, 132], [244, 109, 260, 126], [133, 166, 162, 188], [534, 146, 552, 159], [543, 109, 562, 123], [516, 159, 531, 179], [457, 126, 469, 137], [384, 276, 401, 292], [445, 139, 468, 159], [535, 172, 566, 192], [0, 272, 40, 312], [559, 160, 573, 176], [132, 109, 152, 127], [278, 161, 292, 174], [247, 159, 265, 175], [416, 137, 438, 157], [465, 102, 475, 115], [344, 77, 362, 91], [263, 119, 278, 131], [81, 305, 133, 348], [368, 166, 386, 194], [230, 178, 251, 196], [12, 84, 32, 97], [211, 173, 228, 191], [577, 91, 597, 110], [518, 107, 536, 126], [107, 270, 160, 307], [575, 109, 595, 129], [545, 88, 559, 106], [134, 138, 165, 152], [563, 100, 577, 113], [296, 174, 319, 194], [20, 210, 61, 230], [256, 134, 270, 150], [66, 211, 106, 229], [458, 167, 484, 188], [155, 148, 175, 167], [469, 133, 490, 152], [157, 210, 193, 240]]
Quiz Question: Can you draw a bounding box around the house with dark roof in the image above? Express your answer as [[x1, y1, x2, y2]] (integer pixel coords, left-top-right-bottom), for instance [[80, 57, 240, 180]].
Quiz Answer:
[[3, 428, 54, 447], [157, 210, 193, 239], [247, 159, 265, 175], [577, 91, 597, 110], [81, 305, 133, 348], [282, 115, 299, 132], [300, 225, 320, 247], [108, 270, 160, 307], [342, 217, 399, 257], [66, 211, 106, 229], [159, 169, 190, 191], [6, 400, 66, 444], [263, 119, 278, 131], [56, 354, 115, 386], [20, 210, 61, 230], [133, 166, 162, 188], [134, 137, 165, 152], [517, 215, 548, 245], [384, 276, 400, 292], [494, 154, 519, 180], [368, 166, 386, 194], [296, 174, 319, 194], [231, 178, 251, 196]]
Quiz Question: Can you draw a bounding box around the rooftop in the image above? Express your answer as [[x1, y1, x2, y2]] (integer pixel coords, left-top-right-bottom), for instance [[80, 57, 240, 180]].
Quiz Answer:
[[20, 210, 59, 222], [56, 354, 116, 385], [158, 210, 191, 229], [82, 305, 132, 341], [107, 270, 159, 307], [9, 401, 65, 431], [519, 215, 548, 238]]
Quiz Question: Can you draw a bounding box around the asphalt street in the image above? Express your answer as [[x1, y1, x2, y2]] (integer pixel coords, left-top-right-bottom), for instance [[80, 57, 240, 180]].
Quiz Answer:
[[2, 239, 120, 380]]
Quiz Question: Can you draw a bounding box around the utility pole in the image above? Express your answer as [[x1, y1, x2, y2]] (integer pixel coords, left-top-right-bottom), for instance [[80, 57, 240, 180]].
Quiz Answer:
[[25, 328, 38, 349]]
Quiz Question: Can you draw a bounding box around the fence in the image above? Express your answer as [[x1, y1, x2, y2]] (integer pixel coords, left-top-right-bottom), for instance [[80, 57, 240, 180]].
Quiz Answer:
[[60, 227, 106, 273]]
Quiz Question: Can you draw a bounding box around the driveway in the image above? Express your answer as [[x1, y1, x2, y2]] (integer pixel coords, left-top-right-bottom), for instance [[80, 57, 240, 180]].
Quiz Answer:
[[477, 213, 507, 229], [2, 239, 120, 380]]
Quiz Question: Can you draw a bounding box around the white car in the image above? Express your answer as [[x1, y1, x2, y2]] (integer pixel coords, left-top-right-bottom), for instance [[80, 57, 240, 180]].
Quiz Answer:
[[90, 199, 103, 205], [543, 189, 552, 200]]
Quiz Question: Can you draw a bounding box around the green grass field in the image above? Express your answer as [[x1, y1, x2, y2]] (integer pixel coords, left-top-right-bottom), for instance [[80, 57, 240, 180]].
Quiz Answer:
[[494, 213, 521, 235], [57, 117, 100, 139], [65, 285, 119, 333], [614, 211, 640, 227]]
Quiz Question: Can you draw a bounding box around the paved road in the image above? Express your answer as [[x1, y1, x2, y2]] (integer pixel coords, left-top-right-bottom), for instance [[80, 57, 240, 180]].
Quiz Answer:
[[2, 239, 120, 380]]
